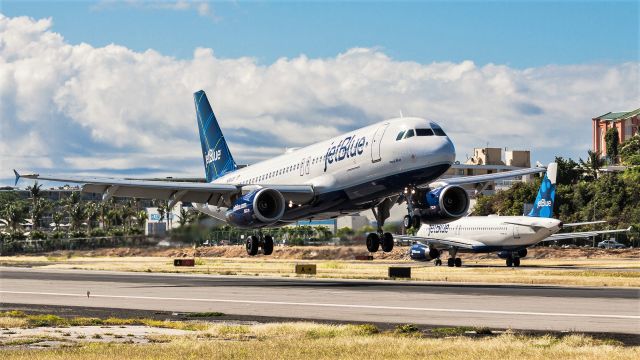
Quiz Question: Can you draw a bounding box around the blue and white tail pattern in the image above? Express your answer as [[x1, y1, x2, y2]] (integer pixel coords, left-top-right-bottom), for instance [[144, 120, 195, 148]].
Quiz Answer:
[[194, 90, 237, 182], [527, 162, 557, 218]]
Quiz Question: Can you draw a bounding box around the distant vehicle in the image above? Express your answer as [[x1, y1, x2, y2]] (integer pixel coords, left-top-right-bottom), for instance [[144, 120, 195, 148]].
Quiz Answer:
[[399, 164, 632, 267], [597, 239, 626, 249]]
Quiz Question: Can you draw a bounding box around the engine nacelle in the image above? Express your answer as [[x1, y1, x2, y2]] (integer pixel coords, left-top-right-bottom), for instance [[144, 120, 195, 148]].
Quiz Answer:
[[225, 188, 286, 228], [497, 248, 528, 259], [415, 185, 470, 221], [409, 243, 441, 261]]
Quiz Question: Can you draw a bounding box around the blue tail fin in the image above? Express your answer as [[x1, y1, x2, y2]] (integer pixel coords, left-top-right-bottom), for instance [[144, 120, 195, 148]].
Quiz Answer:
[[194, 90, 237, 182], [527, 162, 557, 218]]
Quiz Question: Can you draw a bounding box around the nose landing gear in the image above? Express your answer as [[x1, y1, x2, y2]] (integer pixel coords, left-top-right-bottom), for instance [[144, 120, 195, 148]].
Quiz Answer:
[[402, 186, 422, 230]]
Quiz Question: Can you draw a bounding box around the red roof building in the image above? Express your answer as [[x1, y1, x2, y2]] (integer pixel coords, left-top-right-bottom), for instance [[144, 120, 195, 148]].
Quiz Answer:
[[592, 108, 640, 156]]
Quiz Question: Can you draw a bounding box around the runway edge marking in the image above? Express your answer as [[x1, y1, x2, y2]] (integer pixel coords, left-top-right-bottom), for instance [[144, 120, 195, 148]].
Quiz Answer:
[[2, 290, 639, 320]]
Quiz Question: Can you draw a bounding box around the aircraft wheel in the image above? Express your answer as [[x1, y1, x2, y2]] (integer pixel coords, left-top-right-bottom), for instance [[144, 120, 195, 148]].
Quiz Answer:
[[246, 235, 259, 256], [381, 232, 394, 252], [403, 215, 412, 229], [454, 258, 462, 267], [513, 258, 521, 267], [434, 259, 442, 266], [366, 233, 380, 252], [263, 235, 274, 255], [411, 215, 421, 229], [506, 257, 513, 267], [447, 258, 455, 267]]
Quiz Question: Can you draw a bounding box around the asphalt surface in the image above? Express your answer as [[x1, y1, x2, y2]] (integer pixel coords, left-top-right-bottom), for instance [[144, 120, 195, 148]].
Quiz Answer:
[[1, 267, 639, 334]]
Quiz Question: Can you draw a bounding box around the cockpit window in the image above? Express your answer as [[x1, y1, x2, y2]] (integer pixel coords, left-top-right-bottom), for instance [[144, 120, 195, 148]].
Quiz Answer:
[[404, 129, 415, 139], [432, 126, 447, 136], [416, 128, 434, 136], [396, 131, 406, 141]]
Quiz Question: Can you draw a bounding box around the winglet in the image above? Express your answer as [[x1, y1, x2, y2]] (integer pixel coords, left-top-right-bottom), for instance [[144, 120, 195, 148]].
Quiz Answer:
[[13, 169, 20, 186]]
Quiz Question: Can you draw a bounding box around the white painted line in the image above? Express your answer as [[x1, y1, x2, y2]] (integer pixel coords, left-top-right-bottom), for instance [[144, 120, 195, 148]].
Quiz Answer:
[[1, 290, 638, 320]]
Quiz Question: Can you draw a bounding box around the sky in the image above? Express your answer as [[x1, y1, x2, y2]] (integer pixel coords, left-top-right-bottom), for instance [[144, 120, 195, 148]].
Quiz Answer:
[[0, 0, 639, 186]]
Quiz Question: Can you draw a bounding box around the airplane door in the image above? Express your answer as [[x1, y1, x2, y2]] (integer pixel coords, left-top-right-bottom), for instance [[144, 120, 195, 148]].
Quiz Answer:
[[513, 225, 520, 239], [371, 123, 390, 163]]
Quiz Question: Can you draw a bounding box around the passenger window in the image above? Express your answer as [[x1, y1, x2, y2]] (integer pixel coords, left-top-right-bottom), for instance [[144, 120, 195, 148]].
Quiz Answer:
[[396, 131, 406, 140], [416, 128, 434, 136], [404, 129, 415, 139]]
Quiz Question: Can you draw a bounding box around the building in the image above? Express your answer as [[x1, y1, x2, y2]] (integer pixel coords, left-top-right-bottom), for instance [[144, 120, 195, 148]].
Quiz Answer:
[[592, 108, 640, 156]]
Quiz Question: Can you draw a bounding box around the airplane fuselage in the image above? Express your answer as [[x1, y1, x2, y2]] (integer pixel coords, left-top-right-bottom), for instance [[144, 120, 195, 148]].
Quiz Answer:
[[194, 117, 455, 223], [417, 216, 563, 252]]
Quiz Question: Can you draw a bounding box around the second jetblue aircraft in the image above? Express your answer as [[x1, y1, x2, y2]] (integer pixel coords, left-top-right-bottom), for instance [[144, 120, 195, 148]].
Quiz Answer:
[[16, 90, 546, 256], [402, 163, 631, 267]]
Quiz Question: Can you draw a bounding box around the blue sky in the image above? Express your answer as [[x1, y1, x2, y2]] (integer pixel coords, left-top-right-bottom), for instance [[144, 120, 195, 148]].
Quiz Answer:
[[0, 1, 639, 187], [2, 1, 638, 67]]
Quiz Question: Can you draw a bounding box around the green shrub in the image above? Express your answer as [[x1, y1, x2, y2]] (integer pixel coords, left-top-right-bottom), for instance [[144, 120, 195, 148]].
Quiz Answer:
[[29, 230, 47, 240], [90, 228, 107, 237]]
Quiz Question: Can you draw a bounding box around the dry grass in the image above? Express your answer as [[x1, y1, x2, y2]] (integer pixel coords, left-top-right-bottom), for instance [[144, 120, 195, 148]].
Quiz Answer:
[[2, 254, 639, 287], [0, 311, 207, 331], [0, 321, 637, 360]]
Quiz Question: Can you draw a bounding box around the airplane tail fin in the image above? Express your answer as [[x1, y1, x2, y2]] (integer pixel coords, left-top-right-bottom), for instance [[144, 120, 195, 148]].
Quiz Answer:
[[527, 162, 557, 218], [194, 90, 237, 182]]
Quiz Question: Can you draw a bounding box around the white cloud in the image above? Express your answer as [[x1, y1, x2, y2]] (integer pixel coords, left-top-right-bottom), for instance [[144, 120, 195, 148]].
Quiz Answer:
[[1, 14, 639, 183], [92, 0, 220, 21]]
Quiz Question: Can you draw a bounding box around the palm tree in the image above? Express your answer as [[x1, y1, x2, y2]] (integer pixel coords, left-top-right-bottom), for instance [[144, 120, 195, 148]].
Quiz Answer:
[[52, 211, 64, 232], [135, 210, 148, 231], [178, 207, 197, 228], [3, 202, 27, 236], [121, 201, 136, 234], [68, 202, 86, 232], [30, 198, 50, 231], [579, 150, 605, 179], [85, 202, 99, 231], [27, 181, 44, 230]]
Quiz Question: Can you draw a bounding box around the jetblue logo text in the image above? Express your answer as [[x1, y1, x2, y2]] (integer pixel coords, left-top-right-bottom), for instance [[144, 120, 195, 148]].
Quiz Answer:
[[324, 135, 366, 172], [429, 224, 449, 234], [537, 199, 552, 208], [205, 149, 222, 165]]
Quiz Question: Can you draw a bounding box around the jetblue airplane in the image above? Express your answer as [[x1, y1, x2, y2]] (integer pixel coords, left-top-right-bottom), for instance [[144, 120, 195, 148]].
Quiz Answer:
[[15, 90, 546, 256], [402, 163, 631, 267]]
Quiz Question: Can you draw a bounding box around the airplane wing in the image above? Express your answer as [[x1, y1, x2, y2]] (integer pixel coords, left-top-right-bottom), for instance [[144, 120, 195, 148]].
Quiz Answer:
[[429, 165, 548, 188], [14, 170, 315, 207], [562, 220, 606, 227], [542, 227, 632, 241], [394, 234, 478, 249]]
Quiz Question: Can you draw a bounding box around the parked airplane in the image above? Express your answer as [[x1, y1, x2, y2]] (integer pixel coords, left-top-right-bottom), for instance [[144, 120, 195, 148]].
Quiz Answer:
[[401, 163, 631, 267], [15, 90, 547, 256]]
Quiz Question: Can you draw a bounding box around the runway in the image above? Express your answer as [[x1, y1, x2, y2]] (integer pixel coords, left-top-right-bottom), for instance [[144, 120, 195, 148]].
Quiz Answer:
[[1, 267, 638, 334]]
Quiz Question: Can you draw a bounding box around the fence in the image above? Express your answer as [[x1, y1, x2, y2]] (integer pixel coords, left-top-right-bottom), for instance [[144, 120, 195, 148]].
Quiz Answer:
[[0, 236, 160, 256]]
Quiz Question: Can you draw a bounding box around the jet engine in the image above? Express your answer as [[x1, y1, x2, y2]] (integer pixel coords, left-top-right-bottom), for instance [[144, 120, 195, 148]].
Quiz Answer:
[[414, 185, 470, 222], [225, 188, 286, 228], [409, 243, 441, 261]]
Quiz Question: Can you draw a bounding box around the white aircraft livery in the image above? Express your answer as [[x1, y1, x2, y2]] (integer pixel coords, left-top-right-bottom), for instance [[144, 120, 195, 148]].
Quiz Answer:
[[15, 90, 548, 256], [400, 163, 631, 267]]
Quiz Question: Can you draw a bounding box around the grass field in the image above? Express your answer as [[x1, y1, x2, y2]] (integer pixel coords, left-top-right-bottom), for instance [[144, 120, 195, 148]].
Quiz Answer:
[[2, 254, 639, 287], [0, 311, 638, 360]]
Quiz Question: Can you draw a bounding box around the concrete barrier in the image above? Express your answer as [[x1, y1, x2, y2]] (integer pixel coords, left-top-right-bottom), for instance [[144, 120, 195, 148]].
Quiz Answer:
[[388, 267, 411, 278], [174, 259, 195, 267]]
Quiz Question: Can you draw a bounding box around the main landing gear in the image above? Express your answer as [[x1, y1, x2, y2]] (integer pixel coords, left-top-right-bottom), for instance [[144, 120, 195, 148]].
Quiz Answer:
[[446, 247, 462, 267], [246, 233, 274, 256], [506, 257, 521, 267], [402, 186, 422, 230], [367, 198, 395, 253]]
